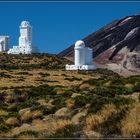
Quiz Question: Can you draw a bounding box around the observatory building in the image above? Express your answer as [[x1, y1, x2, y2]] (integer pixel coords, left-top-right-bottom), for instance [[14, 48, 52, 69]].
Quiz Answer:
[[0, 36, 9, 52], [66, 40, 96, 70], [8, 21, 34, 54]]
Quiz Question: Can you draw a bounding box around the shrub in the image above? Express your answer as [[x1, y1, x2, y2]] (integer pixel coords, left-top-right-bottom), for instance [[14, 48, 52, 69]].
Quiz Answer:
[[88, 97, 108, 114], [98, 108, 127, 135], [111, 97, 135, 108], [0, 124, 10, 132], [74, 95, 91, 108], [88, 96, 134, 114], [133, 82, 140, 92], [83, 79, 99, 86], [52, 96, 66, 110], [92, 87, 115, 98], [0, 72, 12, 78], [109, 85, 133, 95]]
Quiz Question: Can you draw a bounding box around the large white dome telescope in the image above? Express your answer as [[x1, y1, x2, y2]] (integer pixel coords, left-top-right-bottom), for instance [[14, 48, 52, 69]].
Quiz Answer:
[[74, 40, 85, 65], [65, 39, 96, 70], [75, 40, 85, 48]]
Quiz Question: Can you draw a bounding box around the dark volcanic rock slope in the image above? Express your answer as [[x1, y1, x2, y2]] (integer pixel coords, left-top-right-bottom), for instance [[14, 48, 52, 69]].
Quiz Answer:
[[58, 14, 140, 75]]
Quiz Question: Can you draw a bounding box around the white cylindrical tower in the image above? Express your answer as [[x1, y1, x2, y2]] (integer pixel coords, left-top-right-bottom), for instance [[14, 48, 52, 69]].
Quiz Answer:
[[74, 40, 85, 65], [19, 21, 32, 54], [0, 36, 9, 52], [85, 48, 93, 65]]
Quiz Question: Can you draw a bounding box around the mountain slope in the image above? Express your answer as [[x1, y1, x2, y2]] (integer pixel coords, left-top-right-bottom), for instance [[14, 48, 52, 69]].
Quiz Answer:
[[58, 14, 140, 75]]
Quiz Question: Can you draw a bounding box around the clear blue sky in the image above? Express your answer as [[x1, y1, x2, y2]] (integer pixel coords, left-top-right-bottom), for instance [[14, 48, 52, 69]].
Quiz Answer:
[[0, 2, 140, 54]]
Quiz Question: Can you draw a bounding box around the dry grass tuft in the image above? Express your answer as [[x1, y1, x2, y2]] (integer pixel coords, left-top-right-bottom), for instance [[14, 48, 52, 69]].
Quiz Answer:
[[11, 118, 72, 137], [42, 119, 73, 136], [0, 110, 8, 116], [32, 110, 43, 119], [53, 88, 65, 95], [125, 83, 134, 89], [85, 104, 117, 132], [65, 98, 75, 109], [5, 117, 19, 126], [121, 103, 140, 137], [20, 110, 43, 122], [5, 95, 15, 103], [20, 111, 33, 122], [79, 83, 91, 90]]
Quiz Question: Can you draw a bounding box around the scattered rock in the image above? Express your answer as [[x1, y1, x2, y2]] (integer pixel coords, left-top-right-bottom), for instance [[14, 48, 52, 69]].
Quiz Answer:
[[5, 95, 15, 103], [65, 98, 75, 109], [125, 83, 134, 89], [71, 93, 81, 98], [71, 109, 87, 125], [54, 107, 71, 117], [20, 110, 32, 122], [85, 130, 101, 138], [37, 99, 48, 106], [52, 87, 65, 95], [43, 114, 57, 122], [19, 108, 30, 116], [79, 83, 91, 90], [32, 110, 43, 119]]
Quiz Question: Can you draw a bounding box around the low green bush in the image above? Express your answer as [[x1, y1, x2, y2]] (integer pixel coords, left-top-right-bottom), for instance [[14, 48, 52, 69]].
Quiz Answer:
[[74, 95, 92, 108], [92, 87, 115, 98], [109, 85, 133, 95], [52, 96, 66, 109], [0, 72, 12, 78], [0, 124, 10, 132], [88, 96, 134, 114], [133, 82, 140, 92]]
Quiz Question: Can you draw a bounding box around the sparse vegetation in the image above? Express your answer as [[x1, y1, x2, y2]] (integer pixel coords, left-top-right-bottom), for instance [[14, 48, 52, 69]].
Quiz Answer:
[[0, 53, 139, 138]]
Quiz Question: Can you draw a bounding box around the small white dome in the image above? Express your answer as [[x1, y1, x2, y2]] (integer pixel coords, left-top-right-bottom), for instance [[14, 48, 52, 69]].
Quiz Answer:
[[21, 21, 30, 27], [75, 40, 85, 48]]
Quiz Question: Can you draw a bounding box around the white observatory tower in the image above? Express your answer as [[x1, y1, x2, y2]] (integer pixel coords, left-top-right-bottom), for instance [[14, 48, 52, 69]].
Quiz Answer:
[[66, 40, 96, 70], [74, 40, 85, 65], [7, 20, 34, 54], [19, 21, 32, 54], [0, 36, 9, 52]]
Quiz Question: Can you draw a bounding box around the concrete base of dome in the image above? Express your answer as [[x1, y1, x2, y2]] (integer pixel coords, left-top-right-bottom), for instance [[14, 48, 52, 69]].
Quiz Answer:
[[65, 64, 96, 70]]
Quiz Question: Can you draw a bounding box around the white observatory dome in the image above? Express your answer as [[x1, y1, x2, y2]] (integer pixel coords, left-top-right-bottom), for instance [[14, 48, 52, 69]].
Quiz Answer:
[[75, 40, 85, 48], [21, 21, 30, 27]]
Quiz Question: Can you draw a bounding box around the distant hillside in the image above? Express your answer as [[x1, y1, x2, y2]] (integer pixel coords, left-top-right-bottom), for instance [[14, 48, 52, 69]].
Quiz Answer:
[[58, 13, 140, 76]]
